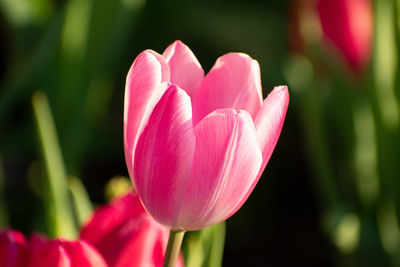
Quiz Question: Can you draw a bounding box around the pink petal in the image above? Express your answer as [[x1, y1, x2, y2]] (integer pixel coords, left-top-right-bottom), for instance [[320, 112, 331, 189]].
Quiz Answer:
[[28, 233, 47, 254], [226, 86, 288, 216], [64, 241, 108, 267], [28, 241, 71, 267], [163, 40, 204, 99], [192, 53, 263, 125], [102, 217, 184, 267], [0, 230, 28, 267], [124, 50, 170, 180], [255, 86, 289, 173], [317, 0, 372, 73], [176, 109, 262, 230], [133, 84, 196, 228], [80, 191, 184, 267], [96, 215, 166, 267], [80, 192, 145, 245], [47, 246, 71, 267], [29, 240, 107, 267]]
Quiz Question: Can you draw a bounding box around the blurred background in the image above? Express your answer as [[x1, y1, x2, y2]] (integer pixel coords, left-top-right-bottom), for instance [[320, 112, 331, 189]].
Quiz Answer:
[[1, 0, 399, 266]]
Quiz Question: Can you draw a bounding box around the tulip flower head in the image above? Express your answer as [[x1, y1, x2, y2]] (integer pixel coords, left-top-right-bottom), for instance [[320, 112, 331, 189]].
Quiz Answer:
[[317, 0, 373, 74], [289, 0, 373, 75], [124, 41, 289, 231], [81, 192, 184, 267]]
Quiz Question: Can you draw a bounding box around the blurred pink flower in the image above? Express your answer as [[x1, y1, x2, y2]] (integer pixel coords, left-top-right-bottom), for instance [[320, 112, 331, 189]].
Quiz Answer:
[[28, 236, 107, 267], [317, 0, 373, 74], [288, 0, 373, 74], [0, 230, 29, 267], [124, 41, 289, 230], [80, 192, 184, 267]]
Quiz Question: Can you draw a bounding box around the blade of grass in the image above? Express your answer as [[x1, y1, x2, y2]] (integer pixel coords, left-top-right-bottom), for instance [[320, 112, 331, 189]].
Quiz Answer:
[[32, 91, 77, 238], [373, 0, 399, 129], [353, 99, 379, 208], [68, 176, 93, 227]]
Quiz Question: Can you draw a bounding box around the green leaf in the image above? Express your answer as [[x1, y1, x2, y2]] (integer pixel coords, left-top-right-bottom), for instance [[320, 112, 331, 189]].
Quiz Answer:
[[373, 0, 399, 129], [204, 222, 226, 267], [32, 91, 77, 238], [183, 221, 226, 267], [68, 176, 93, 227]]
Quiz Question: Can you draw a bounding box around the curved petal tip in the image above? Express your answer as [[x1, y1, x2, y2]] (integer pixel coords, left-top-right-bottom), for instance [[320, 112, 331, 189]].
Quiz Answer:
[[163, 40, 204, 99]]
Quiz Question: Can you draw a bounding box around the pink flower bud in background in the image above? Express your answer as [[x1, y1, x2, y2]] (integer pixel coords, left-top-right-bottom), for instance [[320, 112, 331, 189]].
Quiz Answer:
[[80, 192, 184, 267], [288, 0, 373, 75], [317, 0, 373, 74], [0, 230, 29, 267], [124, 41, 289, 231], [28, 237, 107, 267]]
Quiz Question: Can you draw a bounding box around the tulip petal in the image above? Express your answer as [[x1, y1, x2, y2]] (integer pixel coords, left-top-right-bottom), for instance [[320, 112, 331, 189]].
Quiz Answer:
[[80, 192, 184, 267], [255, 86, 289, 173], [29, 242, 71, 267], [29, 233, 47, 254], [124, 50, 170, 179], [64, 241, 108, 267], [29, 240, 108, 267], [163, 40, 204, 99], [222, 86, 288, 221], [175, 109, 262, 230], [94, 215, 166, 267], [317, 0, 372, 72], [98, 218, 184, 267], [46, 246, 71, 267], [0, 231, 28, 267], [134, 84, 196, 227], [193, 53, 263, 124], [80, 192, 145, 246]]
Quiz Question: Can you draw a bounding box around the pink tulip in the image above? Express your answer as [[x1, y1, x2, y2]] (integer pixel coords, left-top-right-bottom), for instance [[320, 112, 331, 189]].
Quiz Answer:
[[28, 237, 108, 267], [124, 40, 289, 230], [80, 191, 184, 267], [0, 229, 29, 267], [317, 0, 373, 73]]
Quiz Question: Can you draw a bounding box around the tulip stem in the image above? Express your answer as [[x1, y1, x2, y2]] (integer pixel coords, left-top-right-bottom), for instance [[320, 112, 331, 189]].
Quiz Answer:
[[163, 230, 185, 267]]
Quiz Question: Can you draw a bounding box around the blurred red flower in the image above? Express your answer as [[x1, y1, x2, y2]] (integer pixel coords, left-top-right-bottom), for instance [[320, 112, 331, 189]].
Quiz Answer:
[[317, 0, 373, 74], [28, 235, 108, 267], [0, 230, 107, 267], [0, 230, 29, 267], [80, 191, 184, 267], [289, 0, 373, 75]]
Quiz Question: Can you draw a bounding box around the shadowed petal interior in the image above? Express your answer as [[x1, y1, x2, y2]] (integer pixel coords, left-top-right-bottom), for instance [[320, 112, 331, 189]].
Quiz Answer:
[[193, 53, 263, 125], [163, 40, 204, 99]]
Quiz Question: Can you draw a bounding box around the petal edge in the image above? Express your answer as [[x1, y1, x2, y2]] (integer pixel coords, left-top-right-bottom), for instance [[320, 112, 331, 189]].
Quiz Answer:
[[133, 85, 196, 228]]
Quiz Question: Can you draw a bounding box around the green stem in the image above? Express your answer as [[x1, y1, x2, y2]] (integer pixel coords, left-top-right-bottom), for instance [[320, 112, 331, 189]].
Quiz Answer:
[[163, 230, 185, 267]]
